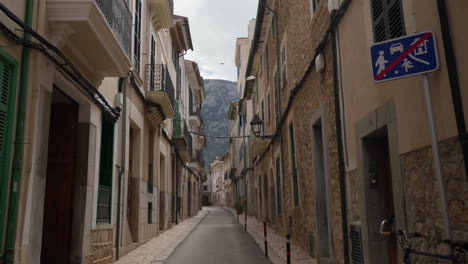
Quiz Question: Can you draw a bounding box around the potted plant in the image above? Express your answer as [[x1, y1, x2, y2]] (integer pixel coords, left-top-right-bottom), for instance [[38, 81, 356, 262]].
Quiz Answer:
[[234, 201, 243, 214]]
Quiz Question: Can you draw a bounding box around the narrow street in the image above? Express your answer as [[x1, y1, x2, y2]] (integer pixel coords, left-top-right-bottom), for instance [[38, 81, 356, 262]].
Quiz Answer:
[[166, 208, 272, 264]]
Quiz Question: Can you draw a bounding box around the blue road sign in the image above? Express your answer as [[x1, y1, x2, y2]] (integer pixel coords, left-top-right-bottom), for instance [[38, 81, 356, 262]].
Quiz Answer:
[[370, 32, 439, 82]]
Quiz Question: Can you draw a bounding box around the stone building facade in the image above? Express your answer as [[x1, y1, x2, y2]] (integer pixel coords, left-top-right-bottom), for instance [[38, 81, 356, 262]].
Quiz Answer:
[[233, 0, 468, 263], [0, 0, 205, 263]]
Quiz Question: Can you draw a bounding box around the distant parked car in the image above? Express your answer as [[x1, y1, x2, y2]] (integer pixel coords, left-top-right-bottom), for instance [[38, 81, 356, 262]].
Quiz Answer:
[[390, 43, 404, 54]]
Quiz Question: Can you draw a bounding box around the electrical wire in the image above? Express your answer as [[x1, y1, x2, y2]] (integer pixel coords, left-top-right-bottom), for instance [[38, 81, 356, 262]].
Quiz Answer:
[[0, 3, 121, 119], [188, 131, 249, 139]]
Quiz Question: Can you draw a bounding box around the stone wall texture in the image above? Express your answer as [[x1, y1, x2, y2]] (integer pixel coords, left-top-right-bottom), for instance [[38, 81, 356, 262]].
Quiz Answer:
[[250, 0, 346, 263], [91, 228, 113, 264], [401, 137, 468, 262]]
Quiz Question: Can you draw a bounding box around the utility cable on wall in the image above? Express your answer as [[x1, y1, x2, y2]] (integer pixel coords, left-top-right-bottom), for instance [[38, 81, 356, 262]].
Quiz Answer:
[[188, 131, 249, 139], [0, 3, 121, 119]]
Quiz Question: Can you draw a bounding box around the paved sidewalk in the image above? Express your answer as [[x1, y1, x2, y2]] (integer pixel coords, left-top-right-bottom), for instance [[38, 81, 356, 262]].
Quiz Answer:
[[115, 209, 208, 264], [224, 208, 314, 264]]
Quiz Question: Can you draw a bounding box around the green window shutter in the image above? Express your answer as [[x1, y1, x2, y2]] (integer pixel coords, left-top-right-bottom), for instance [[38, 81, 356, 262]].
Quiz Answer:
[[371, 0, 405, 42], [97, 115, 115, 224], [0, 52, 17, 257], [0, 62, 12, 177]]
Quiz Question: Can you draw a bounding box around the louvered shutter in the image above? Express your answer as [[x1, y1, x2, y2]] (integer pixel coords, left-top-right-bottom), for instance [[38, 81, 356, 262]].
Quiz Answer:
[[371, 0, 405, 43], [350, 223, 363, 263], [0, 57, 15, 255], [0, 62, 12, 180]]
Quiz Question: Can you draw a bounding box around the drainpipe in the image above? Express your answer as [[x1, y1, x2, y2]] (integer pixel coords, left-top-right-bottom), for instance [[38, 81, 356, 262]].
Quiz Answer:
[[115, 76, 127, 260], [4, 0, 33, 262], [436, 0, 468, 182], [331, 30, 350, 264], [175, 156, 179, 225]]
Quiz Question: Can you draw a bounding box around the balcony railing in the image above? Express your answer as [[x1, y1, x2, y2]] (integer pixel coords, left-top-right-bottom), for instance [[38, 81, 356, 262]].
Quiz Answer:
[[94, 0, 132, 58], [173, 118, 190, 142], [145, 64, 175, 107]]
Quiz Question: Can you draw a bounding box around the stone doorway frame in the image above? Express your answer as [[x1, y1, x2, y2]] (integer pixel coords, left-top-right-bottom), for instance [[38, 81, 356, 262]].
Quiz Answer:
[[355, 100, 406, 264], [310, 104, 334, 261]]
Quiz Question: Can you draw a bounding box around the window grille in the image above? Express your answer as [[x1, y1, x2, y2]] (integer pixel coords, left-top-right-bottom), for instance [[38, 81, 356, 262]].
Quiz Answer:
[[97, 115, 115, 224], [350, 223, 363, 263]]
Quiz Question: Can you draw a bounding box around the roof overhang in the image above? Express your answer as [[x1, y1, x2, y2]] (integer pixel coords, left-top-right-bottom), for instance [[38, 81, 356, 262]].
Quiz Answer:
[[244, 0, 274, 99], [185, 60, 205, 103], [227, 101, 239, 120], [171, 15, 193, 54]]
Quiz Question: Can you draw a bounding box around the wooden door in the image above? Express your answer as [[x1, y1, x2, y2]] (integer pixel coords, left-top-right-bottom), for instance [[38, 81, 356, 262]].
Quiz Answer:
[[380, 139, 397, 263], [41, 102, 78, 264]]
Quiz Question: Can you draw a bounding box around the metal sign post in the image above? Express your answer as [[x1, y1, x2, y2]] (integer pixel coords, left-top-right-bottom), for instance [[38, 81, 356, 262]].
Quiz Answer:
[[422, 74, 452, 241], [370, 32, 452, 241]]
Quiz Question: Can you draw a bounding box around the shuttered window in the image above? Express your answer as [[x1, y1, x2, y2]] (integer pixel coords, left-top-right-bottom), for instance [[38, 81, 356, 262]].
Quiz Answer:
[[281, 44, 287, 87], [150, 35, 156, 89], [0, 53, 17, 257], [371, 0, 405, 43], [133, 0, 142, 73], [97, 115, 115, 224], [0, 62, 12, 178], [350, 223, 363, 263]]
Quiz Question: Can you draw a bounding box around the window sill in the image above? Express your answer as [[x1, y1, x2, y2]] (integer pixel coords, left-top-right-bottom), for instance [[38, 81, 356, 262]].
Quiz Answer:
[[94, 223, 113, 230]]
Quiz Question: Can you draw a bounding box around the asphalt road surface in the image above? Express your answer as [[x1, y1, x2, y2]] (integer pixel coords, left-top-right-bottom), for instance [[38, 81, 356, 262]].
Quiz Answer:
[[165, 207, 273, 264]]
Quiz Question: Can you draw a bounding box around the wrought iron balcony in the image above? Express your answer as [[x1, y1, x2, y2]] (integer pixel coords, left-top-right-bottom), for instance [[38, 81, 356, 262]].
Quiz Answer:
[[173, 118, 191, 163], [47, 0, 133, 82], [173, 118, 188, 140], [145, 64, 175, 107], [94, 0, 132, 58]]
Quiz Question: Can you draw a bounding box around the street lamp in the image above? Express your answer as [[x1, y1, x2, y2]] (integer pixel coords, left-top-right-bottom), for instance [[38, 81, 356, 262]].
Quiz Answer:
[[250, 114, 263, 137], [250, 115, 275, 139]]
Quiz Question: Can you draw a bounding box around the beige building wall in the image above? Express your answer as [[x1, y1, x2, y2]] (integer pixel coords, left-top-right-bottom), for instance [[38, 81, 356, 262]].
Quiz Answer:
[[333, 0, 468, 263]]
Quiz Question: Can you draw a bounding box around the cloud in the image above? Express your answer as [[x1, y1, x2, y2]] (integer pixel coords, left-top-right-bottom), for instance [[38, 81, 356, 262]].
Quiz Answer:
[[175, 0, 258, 81]]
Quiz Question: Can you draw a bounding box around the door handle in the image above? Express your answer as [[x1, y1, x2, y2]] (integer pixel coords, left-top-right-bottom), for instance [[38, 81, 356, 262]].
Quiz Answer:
[[380, 219, 392, 236]]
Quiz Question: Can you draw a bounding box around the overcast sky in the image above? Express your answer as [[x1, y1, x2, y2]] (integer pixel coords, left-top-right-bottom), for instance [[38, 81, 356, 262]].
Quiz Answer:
[[174, 0, 258, 82]]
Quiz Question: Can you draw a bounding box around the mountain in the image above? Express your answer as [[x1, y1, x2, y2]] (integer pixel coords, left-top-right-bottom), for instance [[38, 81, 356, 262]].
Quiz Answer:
[[200, 79, 239, 170]]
